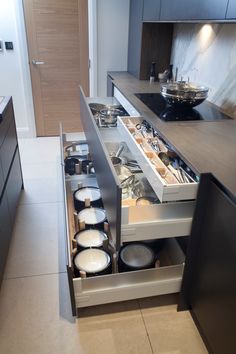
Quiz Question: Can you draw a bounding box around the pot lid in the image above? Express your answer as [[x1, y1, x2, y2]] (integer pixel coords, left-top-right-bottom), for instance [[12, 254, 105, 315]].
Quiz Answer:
[[75, 229, 107, 248], [74, 249, 110, 273]]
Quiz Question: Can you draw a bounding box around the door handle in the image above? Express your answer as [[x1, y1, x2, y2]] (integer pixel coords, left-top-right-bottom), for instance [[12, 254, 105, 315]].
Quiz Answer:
[[32, 60, 45, 65]]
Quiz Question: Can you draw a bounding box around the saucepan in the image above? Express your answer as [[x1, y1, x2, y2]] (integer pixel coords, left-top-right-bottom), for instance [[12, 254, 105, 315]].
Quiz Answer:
[[77, 207, 107, 230], [74, 229, 108, 250], [73, 248, 111, 277], [118, 242, 156, 272], [73, 186, 103, 211]]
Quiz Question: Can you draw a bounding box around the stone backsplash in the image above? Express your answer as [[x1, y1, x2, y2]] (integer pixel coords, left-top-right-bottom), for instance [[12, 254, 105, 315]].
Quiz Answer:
[[171, 23, 236, 118]]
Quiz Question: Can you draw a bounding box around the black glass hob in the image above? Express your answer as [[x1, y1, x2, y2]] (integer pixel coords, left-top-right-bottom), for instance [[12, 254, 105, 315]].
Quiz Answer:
[[135, 93, 231, 122]]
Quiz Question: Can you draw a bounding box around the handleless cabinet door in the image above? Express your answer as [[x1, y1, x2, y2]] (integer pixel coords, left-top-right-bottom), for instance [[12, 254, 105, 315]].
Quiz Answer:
[[143, 0, 161, 21], [0, 119, 17, 181], [0, 193, 11, 285], [226, 0, 236, 19], [0, 163, 4, 198], [128, 0, 143, 79], [160, 0, 228, 20], [6, 149, 22, 223]]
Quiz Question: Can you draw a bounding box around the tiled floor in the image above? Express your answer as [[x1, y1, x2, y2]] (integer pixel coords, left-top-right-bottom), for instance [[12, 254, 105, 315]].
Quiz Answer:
[[0, 137, 208, 354]]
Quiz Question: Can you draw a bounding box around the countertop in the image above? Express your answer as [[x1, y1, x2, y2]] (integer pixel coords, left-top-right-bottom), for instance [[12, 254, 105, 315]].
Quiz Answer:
[[108, 72, 236, 196]]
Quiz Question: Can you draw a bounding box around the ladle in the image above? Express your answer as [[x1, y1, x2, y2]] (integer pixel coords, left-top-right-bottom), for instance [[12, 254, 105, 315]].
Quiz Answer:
[[158, 152, 181, 183]]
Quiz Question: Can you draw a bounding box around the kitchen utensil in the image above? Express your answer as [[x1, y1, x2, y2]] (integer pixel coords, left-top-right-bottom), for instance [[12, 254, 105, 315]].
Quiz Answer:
[[77, 207, 107, 230], [81, 159, 95, 174], [136, 196, 159, 206], [115, 142, 126, 158], [158, 152, 181, 182], [172, 159, 185, 183], [120, 173, 135, 199], [74, 229, 108, 250], [179, 166, 196, 183], [74, 186, 102, 211], [161, 82, 209, 108], [73, 248, 111, 277], [99, 107, 123, 125], [89, 103, 106, 115], [111, 155, 122, 167], [65, 142, 89, 158], [64, 157, 79, 175], [118, 242, 156, 272]]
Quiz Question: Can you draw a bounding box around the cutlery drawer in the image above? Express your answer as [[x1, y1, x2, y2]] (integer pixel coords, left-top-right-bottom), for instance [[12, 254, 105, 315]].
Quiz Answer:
[[117, 116, 199, 202]]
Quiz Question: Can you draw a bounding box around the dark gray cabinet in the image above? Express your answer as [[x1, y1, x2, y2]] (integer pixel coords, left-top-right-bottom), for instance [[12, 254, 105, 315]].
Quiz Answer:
[[0, 97, 23, 287], [128, 0, 173, 80], [128, 0, 143, 78], [160, 0, 228, 21], [226, 0, 236, 18], [6, 149, 22, 223], [179, 174, 236, 353], [0, 193, 11, 285], [143, 0, 161, 22], [0, 119, 18, 181]]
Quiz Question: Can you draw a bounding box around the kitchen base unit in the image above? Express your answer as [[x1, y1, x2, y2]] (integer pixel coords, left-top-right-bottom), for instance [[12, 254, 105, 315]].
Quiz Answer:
[[0, 97, 23, 286], [178, 174, 236, 354], [60, 86, 199, 316], [61, 132, 188, 315]]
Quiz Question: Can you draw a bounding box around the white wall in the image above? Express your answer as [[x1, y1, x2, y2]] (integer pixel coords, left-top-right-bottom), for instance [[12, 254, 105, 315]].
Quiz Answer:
[[0, 0, 35, 137], [96, 0, 130, 96], [171, 23, 236, 118]]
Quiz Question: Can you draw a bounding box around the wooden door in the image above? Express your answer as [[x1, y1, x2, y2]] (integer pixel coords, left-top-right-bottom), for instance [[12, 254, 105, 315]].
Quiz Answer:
[[23, 0, 89, 136]]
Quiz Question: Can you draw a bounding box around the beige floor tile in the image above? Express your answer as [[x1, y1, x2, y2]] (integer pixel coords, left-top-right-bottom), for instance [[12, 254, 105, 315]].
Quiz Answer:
[[139, 295, 208, 354], [0, 274, 152, 354], [4, 203, 66, 278], [20, 162, 63, 204], [20, 137, 60, 164]]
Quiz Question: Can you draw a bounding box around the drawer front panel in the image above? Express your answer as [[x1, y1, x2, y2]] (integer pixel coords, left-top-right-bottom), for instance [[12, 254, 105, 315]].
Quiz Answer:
[[0, 119, 17, 182], [117, 117, 198, 202], [74, 265, 183, 308], [0, 98, 13, 148], [121, 201, 194, 242], [114, 87, 140, 117], [79, 87, 122, 249], [6, 149, 22, 223], [0, 163, 4, 198], [0, 192, 11, 285]]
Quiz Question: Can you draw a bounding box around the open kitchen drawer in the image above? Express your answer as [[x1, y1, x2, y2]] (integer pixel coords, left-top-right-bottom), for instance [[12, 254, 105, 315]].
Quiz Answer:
[[79, 87, 195, 247], [117, 116, 199, 202], [72, 238, 184, 309], [60, 126, 187, 314]]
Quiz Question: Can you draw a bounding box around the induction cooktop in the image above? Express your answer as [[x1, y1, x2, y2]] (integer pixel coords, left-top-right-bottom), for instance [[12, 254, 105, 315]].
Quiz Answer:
[[135, 93, 231, 122]]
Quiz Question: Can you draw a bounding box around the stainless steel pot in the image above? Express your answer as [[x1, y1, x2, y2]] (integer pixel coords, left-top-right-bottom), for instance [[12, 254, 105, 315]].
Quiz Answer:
[[161, 82, 209, 108], [118, 243, 156, 272]]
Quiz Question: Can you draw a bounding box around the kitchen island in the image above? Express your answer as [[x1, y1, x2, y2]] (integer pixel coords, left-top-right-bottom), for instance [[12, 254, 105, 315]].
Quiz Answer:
[[108, 71, 236, 197], [106, 72, 236, 354]]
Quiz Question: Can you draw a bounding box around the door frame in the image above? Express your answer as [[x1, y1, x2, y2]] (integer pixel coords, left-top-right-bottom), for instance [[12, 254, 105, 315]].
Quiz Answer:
[[88, 0, 98, 97]]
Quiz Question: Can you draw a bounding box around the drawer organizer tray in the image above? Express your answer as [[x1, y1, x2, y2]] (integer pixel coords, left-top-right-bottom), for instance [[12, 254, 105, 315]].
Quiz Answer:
[[117, 116, 199, 202]]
